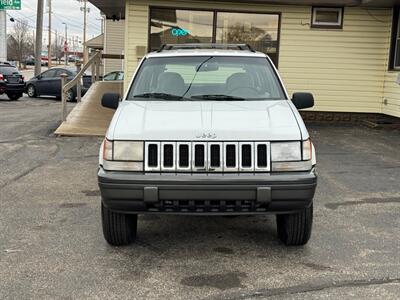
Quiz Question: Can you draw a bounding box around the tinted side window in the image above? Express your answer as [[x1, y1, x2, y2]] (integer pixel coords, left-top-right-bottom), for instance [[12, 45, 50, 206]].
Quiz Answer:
[[103, 72, 117, 81], [116, 72, 124, 80], [41, 69, 57, 78], [54, 69, 71, 77]]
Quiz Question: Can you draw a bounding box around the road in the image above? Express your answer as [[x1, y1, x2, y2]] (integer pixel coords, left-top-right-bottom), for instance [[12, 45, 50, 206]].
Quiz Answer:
[[0, 96, 399, 299]]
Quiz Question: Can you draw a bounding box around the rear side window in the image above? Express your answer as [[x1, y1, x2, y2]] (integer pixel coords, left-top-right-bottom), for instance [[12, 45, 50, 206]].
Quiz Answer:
[[54, 69, 72, 77], [41, 69, 57, 78], [103, 72, 117, 81], [0, 66, 19, 75]]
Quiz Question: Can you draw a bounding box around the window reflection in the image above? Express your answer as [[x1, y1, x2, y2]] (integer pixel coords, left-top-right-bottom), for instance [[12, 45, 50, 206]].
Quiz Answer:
[[216, 12, 279, 66], [149, 8, 280, 67], [150, 8, 214, 51]]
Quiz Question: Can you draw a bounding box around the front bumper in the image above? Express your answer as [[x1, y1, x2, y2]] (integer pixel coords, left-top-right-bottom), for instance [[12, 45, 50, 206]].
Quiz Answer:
[[98, 167, 317, 215], [0, 82, 25, 94]]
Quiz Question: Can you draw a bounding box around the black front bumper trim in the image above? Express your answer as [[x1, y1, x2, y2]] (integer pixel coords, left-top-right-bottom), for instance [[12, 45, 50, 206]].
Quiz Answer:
[[98, 168, 317, 215]]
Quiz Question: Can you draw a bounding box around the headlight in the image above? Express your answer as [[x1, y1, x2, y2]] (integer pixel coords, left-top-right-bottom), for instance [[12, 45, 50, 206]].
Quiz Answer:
[[102, 139, 143, 171], [113, 141, 143, 161], [271, 140, 313, 172], [271, 142, 301, 162]]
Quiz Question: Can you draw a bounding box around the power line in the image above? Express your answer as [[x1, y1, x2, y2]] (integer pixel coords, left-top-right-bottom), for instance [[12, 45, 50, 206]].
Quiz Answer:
[[52, 12, 99, 32], [8, 14, 67, 40]]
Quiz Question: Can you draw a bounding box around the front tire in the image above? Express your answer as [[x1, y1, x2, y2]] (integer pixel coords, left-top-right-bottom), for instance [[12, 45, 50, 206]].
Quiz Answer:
[[101, 202, 137, 246], [65, 89, 75, 102], [7, 93, 22, 101], [276, 204, 313, 246], [27, 85, 37, 98]]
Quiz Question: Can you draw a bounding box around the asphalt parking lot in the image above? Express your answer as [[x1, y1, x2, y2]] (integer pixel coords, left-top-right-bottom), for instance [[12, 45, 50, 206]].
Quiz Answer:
[[0, 96, 399, 299]]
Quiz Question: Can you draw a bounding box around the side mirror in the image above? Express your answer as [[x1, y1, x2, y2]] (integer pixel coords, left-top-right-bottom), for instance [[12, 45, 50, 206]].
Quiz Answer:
[[292, 92, 314, 110], [102, 93, 120, 109], [37, 75, 42, 80]]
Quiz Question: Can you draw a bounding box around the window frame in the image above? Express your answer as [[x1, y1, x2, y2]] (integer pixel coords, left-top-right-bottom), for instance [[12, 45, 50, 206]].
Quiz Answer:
[[147, 6, 282, 68], [389, 7, 400, 71], [311, 6, 344, 29]]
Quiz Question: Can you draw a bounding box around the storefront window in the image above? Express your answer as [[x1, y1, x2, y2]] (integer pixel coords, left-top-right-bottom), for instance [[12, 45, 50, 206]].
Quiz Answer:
[[149, 8, 281, 67], [216, 12, 280, 67], [150, 8, 214, 52]]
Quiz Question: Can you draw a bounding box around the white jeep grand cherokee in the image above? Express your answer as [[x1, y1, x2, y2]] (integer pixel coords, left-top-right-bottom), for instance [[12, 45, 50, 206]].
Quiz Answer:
[[98, 44, 317, 247]]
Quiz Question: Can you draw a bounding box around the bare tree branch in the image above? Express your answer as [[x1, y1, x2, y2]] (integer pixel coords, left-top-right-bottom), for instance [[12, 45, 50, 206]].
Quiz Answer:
[[8, 20, 34, 68]]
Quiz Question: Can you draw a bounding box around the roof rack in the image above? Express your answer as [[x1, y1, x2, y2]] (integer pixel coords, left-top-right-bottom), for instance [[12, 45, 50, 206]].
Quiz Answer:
[[157, 43, 256, 53]]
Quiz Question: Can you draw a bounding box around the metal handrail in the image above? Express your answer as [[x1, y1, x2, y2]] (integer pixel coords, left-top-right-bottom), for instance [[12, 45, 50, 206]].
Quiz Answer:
[[63, 50, 101, 92], [60, 50, 102, 121]]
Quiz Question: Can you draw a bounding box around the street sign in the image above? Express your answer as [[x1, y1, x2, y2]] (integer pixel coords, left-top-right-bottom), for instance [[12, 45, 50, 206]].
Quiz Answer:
[[0, 0, 21, 10], [63, 41, 69, 53]]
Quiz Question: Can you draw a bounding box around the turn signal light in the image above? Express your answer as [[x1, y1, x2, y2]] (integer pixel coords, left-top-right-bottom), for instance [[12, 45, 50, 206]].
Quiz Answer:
[[302, 139, 312, 161], [102, 139, 113, 161]]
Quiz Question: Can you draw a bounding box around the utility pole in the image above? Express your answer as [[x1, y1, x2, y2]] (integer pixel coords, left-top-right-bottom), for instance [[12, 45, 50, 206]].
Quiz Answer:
[[35, 0, 44, 76], [72, 36, 76, 56], [47, 0, 52, 68], [55, 29, 58, 65], [0, 10, 7, 62], [63, 22, 68, 65], [32, 29, 36, 55], [82, 0, 88, 64]]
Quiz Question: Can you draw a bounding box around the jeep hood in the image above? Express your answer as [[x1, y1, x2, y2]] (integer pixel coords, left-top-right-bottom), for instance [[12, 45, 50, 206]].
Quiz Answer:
[[108, 100, 302, 141]]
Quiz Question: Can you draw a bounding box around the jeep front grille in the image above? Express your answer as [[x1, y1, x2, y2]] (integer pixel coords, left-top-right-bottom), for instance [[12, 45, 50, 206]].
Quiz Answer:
[[145, 142, 270, 172]]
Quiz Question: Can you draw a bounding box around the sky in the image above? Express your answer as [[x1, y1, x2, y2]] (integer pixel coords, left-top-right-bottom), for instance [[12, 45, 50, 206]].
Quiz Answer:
[[6, 0, 102, 50]]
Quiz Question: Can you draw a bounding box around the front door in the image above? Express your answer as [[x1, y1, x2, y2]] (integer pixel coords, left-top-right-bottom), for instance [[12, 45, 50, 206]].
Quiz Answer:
[[36, 69, 57, 96]]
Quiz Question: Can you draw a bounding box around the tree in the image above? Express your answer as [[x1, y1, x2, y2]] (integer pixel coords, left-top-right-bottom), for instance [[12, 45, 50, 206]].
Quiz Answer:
[[8, 20, 34, 68], [52, 34, 64, 63]]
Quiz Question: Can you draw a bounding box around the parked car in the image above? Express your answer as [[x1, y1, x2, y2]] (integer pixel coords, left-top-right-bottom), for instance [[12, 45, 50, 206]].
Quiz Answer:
[[25, 67, 93, 102], [0, 64, 25, 100], [98, 44, 317, 247], [25, 56, 35, 66], [68, 55, 81, 63], [103, 71, 124, 81]]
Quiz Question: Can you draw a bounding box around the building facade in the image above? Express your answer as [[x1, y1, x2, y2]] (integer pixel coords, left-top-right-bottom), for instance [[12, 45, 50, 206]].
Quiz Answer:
[[104, 19, 126, 74], [92, 0, 400, 118]]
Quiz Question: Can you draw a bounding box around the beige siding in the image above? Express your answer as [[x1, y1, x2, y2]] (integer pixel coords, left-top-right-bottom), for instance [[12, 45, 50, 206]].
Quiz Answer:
[[383, 72, 400, 118], [124, 0, 393, 114], [104, 19, 125, 74], [382, 11, 400, 119]]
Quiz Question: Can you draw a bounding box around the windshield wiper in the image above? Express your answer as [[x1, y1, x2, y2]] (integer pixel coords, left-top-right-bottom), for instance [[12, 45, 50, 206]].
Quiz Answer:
[[191, 94, 245, 101], [133, 93, 189, 101]]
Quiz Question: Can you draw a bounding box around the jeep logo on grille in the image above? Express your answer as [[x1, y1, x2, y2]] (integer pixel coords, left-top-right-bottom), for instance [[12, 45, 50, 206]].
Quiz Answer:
[[196, 133, 217, 139]]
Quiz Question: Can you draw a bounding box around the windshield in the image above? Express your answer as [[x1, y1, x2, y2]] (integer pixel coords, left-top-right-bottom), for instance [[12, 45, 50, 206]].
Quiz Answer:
[[127, 56, 286, 101], [0, 66, 20, 75]]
